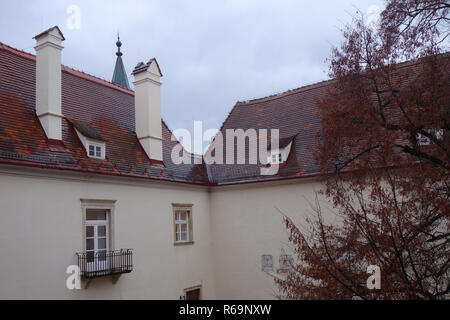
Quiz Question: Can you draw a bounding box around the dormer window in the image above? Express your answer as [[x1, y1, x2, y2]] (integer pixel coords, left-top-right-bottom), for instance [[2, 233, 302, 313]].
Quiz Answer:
[[69, 119, 107, 160], [267, 137, 294, 165]]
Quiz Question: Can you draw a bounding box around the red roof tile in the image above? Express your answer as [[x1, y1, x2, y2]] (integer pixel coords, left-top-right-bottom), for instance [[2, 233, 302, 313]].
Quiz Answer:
[[207, 81, 332, 184]]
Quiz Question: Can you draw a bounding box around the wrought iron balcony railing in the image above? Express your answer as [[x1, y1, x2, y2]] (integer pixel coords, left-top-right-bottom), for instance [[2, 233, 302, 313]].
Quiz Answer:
[[76, 249, 133, 278]]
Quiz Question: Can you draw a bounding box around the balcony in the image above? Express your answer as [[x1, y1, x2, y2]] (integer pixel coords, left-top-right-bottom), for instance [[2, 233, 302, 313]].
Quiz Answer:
[[76, 249, 133, 279]]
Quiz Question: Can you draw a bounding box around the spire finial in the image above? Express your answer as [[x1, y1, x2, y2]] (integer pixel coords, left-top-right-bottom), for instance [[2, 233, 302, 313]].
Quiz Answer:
[[116, 32, 122, 57], [112, 32, 130, 89]]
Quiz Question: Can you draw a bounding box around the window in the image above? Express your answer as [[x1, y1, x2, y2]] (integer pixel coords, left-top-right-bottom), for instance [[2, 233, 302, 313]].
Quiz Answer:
[[86, 209, 109, 272], [184, 286, 202, 300], [172, 204, 193, 245], [85, 209, 109, 271], [175, 211, 189, 242], [87, 143, 104, 159], [80, 199, 116, 272], [78, 199, 133, 279], [269, 152, 283, 164]]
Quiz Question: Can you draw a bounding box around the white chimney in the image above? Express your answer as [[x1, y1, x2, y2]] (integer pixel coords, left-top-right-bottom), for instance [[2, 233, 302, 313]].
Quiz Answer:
[[33, 26, 65, 141], [132, 59, 163, 162]]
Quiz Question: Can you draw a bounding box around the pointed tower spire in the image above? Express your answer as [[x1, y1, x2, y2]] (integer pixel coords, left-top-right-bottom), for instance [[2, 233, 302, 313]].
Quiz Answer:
[[111, 33, 130, 89]]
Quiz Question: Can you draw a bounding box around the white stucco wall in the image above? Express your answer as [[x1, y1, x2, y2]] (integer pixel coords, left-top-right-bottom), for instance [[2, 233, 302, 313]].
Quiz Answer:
[[0, 165, 216, 299], [0, 164, 333, 299], [209, 178, 330, 300]]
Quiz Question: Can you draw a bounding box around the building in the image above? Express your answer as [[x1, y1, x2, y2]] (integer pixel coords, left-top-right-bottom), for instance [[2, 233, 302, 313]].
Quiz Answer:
[[0, 26, 332, 299]]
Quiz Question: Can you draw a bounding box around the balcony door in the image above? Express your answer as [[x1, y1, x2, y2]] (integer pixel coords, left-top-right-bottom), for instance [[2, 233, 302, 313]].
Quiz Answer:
[[85, 209, 110, 273]]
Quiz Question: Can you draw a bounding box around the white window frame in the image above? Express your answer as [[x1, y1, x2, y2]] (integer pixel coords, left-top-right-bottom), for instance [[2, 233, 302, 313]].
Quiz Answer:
[[87, 141, 105, 159], [269, 153, 280, 164], [268, 150, 286, 164], [85, 210, 110, 272], [81, 199, 116, 255], [172, 204, 194, 245], [175, 211, 190, 243]]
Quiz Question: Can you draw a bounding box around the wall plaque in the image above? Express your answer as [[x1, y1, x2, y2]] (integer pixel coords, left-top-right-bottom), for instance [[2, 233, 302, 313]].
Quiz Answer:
[[261, 254, 273, 272]]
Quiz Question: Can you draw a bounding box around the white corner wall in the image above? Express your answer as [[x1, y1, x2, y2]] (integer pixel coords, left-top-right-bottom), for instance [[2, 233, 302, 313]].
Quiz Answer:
[[209, 178, 328, 299]]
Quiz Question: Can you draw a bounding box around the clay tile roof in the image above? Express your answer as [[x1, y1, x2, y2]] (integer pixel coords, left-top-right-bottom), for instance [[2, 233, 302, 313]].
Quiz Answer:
[[68, 119, 107, 141], [267, 135, 296, 150], [0, 41, 208, 185], [202, 78, 337, 185], [0, 40, 336, 186], [4, 39, 430, 186]]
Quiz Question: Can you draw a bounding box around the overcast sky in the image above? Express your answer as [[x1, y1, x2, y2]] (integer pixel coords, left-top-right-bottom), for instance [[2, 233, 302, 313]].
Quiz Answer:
[[0, 0, 384, 151]]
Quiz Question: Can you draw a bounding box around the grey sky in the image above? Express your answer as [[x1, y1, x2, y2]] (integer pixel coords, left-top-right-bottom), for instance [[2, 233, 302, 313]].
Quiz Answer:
[[0, 0, 384, 151]]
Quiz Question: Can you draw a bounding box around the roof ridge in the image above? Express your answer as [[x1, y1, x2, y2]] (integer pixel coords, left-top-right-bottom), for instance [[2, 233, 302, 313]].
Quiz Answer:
[[237, 78, 334, 106], [0, 41, 134, 96], [202, 78, 334, 158], [237, 51, 450, 107]]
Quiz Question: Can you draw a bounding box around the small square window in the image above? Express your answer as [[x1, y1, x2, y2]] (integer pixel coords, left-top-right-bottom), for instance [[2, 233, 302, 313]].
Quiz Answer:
[[87, 143, 104, 159], [269, 152, 283, 164]]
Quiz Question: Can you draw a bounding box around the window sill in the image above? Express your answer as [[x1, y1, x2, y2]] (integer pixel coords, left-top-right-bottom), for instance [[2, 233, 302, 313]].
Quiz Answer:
[[174, 241, 194, 246]]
